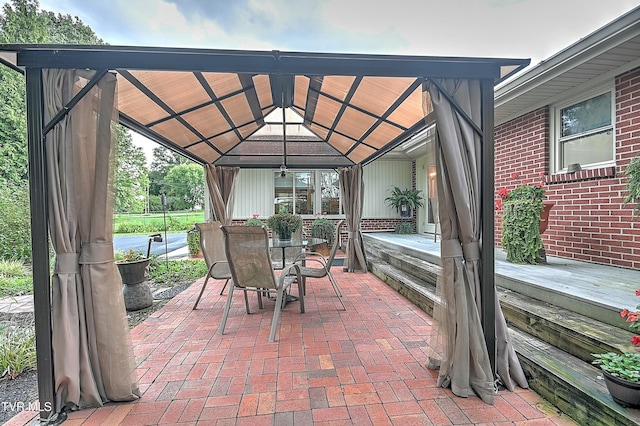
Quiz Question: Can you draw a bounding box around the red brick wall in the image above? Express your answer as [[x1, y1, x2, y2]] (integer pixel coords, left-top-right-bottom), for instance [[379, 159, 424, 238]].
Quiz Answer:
[[495, 67, 640, 270]]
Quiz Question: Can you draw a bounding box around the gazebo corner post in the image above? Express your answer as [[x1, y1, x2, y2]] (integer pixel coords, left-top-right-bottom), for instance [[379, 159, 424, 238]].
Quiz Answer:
[[25, 67, 55, 421], [480, 78, 496, 376]]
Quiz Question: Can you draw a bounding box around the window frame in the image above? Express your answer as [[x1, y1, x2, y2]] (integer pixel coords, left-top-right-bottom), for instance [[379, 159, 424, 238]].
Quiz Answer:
[[550, 85, 615, 174], [273, 169, 342, 217]]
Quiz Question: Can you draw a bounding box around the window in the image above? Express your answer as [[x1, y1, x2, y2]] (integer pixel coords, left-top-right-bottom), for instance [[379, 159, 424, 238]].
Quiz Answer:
[[553, 89, 614, 172], [273, 170, 340, 215]]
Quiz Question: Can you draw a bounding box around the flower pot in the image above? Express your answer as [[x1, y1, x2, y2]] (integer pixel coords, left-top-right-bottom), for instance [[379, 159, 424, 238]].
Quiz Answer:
[[278, 231, 292, 242], [539, 202, 554, 234], [603, 370, 640, 408], [116, 258, 151, 285], [400, 203, 411, 217], [117, 258, 153, 311]]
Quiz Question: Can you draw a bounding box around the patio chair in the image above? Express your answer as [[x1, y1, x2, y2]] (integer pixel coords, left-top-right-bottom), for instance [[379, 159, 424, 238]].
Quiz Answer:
[[292, 219, 346, 310], [220, 225, 303, 342], [192, 222, 232, 310]]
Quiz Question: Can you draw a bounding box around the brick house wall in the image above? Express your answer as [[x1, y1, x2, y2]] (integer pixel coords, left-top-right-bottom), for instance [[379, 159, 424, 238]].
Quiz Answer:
[[495, 67, 640, 270]]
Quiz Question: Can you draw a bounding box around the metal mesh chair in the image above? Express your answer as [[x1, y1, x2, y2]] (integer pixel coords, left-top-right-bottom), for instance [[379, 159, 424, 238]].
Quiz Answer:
[[292, 219, 346, 310], [220, 225, 303, 342], [192, 222, 232, 310]]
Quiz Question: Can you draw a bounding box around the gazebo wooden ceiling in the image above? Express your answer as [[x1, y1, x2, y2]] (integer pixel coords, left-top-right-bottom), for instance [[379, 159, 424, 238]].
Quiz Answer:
[[0, 45, 529, 168]]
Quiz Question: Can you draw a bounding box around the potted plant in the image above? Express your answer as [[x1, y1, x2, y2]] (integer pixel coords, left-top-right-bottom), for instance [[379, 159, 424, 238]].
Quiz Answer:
[[497, 173, 553, 264], [384, 186, 424, 218], [245, 213, 265, 227], [115, 249, 153, 311], [592, 289, 640, 407], [311, 217, 334, 256], [624, 154, 640, 217], [267, 210, 303, 241]]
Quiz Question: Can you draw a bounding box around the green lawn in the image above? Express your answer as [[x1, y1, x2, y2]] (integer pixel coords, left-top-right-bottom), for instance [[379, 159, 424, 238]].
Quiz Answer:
[[114, 210, 204, 234]]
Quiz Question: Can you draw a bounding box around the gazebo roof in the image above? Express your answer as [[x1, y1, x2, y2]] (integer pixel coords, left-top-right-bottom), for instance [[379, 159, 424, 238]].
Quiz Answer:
[[0, 44, 529, 168]]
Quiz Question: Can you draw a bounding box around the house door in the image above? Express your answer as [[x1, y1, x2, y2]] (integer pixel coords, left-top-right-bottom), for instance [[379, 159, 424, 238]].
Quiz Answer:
[[416, 152, 438, 236]]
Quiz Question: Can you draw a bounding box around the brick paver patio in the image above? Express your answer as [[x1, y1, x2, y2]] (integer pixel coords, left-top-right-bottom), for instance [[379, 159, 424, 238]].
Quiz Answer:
[[8, 268, 578, 425]]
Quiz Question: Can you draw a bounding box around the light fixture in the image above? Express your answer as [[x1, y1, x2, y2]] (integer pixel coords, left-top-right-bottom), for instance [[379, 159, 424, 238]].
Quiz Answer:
[[280, 164, 287, 177]]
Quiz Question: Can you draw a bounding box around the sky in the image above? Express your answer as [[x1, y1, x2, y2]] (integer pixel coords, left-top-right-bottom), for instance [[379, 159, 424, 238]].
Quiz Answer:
[[28, 0, 640, 163]]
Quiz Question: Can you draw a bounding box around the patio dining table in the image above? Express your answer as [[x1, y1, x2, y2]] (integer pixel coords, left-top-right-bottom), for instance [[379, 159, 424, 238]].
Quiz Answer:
[[269, 236, 326, 269]]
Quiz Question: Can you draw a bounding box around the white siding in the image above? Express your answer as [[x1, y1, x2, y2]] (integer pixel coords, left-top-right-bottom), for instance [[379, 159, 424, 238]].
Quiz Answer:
[[233, 169, 274, 219], [363, 160, 412, 218]]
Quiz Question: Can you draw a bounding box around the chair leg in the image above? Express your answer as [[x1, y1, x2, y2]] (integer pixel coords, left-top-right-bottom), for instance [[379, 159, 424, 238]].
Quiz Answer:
[[192, 275, 211, 310], [269, 287, 285, 342], [218, 285, 235, 335], [219, 279, 230, 295], [243, 290, 251, 314], [327, 273, 346, 310]]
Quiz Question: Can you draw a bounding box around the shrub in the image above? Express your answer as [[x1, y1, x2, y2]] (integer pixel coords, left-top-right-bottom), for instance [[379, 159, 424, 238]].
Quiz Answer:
[[149, 258, 207, 284], [0, 182, 32, 262], [311, 217, 335, 246], [394, 222, 415, 234], [187, 226, 201, 257], [0, 322, 36, 379], [244, 218, 265, 227], [0, 260, 32, 297]]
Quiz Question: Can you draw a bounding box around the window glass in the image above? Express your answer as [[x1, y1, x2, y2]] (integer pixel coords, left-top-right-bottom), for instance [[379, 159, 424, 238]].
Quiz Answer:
[[557, 91, 613, 170], [561, 93, 611, 137], [274, 172, 293, 213], [295, 172, 314, 215], [320, 171, 340, 214], [561, 130, 613, 168], [273, 170, 340, 215]]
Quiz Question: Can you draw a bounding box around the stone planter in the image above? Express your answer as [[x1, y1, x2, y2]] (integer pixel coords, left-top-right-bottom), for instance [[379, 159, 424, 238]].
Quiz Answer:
[[117, 258, 153, 311], [603, 370, 640, 408]]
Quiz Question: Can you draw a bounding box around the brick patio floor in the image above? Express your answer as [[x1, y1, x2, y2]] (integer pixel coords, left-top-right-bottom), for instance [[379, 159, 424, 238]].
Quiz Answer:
[[8, 268, 578, 425]]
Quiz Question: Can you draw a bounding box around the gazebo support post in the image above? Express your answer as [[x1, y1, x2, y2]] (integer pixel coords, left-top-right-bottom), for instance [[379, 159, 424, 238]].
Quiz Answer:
[[26, 67, 55, 421], [480, 78, 496, 375]]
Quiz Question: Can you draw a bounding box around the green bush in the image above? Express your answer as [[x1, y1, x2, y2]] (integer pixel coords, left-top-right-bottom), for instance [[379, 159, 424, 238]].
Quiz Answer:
[[149, 258, 207, 284], [311, 217, 335, 245], [0, 322, 37, 378], [187, 226, 201, 257], [0, 260, 32, 297], [501, 199, 543, 264], [0, 182, 32, 262], [244, 218, 265, 227], [394, 222, 415, 234]]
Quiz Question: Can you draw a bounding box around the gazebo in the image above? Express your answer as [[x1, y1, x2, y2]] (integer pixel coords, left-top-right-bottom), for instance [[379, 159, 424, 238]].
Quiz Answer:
[[0, 44, 529, 422]]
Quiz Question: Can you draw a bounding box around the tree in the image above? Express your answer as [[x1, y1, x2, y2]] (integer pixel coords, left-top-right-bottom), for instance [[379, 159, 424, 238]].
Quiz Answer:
[[164, 163, 204, 210], [149, 145, 190, 197], [0, 0, 104, 185], [114, 127, 149, 213]]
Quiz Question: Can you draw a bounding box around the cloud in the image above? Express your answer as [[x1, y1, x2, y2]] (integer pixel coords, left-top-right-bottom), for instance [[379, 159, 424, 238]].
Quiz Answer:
[[35, 0, 639, 64]]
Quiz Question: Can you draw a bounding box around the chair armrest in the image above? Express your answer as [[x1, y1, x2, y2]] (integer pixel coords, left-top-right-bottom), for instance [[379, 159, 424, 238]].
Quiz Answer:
[[208, 260, 230, 275], [291, 252, 328, 266], [278, 263, 301, 289]]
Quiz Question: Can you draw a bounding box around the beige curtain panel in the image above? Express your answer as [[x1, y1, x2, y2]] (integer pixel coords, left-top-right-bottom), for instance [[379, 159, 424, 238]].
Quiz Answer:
[[338, 165, 367, 273], [423, 79, 528, 404], [205, 164, 240, 225], [44, 69, 140, 412]]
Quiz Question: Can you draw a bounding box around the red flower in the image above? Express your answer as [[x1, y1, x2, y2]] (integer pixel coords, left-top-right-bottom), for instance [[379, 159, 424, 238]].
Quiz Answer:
[[622, 308, 630, 317], [636, 289, 640, 296], [632, 336, 640, 346], [627, 312, 639, 323]]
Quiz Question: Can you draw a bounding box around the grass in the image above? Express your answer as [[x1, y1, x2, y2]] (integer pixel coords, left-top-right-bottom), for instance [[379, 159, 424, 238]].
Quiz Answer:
[[114, 210, 204, 234], [0, 322, 36, 379], [0, 260, 33, 297]]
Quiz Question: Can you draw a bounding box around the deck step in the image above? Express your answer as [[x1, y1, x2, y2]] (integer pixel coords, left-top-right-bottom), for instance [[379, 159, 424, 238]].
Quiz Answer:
[[364, 237, 640, 426]]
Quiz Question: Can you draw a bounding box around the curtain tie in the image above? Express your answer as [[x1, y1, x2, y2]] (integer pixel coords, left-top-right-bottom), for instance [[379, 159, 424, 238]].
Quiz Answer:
[[441, 239, 463, 258], [54, 253, 80, 274], [79, 242, 114, 264], [462, 241, 480, 261]]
